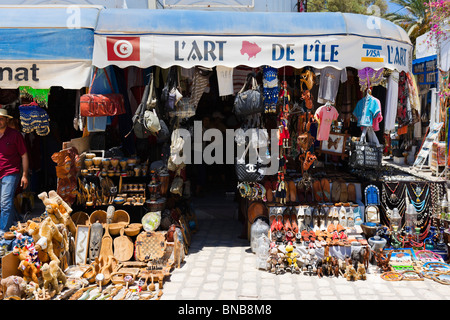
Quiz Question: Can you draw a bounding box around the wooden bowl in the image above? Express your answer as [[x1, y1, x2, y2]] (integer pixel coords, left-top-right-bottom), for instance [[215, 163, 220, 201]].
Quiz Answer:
[[113, 209, 130, 224], [71, 211, 89, 226], [124, 223, 142, 237], [108, 222, 128, 236], [113, 197, 125, 205], [89, 210, 108, 225]]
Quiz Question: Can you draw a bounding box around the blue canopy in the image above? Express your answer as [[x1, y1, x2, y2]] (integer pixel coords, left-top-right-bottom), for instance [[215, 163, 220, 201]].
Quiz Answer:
[[0, 5, 102, 89]]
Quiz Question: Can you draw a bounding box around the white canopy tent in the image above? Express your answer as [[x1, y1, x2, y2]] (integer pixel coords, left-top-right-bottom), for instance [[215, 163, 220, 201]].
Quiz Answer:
[[92, 9, 413, 72]]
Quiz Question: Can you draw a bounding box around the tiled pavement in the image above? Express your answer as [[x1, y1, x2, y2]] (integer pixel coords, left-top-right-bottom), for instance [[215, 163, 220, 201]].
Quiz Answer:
[[160, 193, 450, 301]]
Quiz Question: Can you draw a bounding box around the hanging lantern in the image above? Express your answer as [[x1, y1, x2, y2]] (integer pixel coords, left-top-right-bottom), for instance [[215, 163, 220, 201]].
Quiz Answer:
[[391, 208, 402, 230]]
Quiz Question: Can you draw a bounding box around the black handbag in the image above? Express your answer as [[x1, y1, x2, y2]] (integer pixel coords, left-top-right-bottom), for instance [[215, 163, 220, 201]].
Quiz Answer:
[[235, 142, 266, 182], [161, 66, 178, 112], [349, 137, 383, 170], [233, 76, 263, 117]]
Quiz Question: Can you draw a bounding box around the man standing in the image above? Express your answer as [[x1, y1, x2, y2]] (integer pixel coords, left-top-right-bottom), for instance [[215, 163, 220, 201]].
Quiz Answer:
[[0, 108, 28, 234]]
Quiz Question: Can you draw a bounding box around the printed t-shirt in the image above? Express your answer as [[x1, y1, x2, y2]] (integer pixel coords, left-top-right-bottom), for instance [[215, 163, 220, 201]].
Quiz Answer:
[[314, 105, 339, 141], [316, 67, 348, 104], [353, 95, 381, 127], [0, 127, 27, 179]]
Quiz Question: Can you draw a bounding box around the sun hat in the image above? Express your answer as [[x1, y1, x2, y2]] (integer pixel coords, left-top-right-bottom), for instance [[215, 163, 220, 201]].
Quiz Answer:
[[0, 108, 12, 118]]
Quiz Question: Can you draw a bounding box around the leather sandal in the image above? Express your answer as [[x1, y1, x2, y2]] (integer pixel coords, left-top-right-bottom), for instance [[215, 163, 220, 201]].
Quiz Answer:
[[270, 215, 278, 233], [313, 179, 323, 203], [327, 223, 336, 233], [276, 214, 284, 232], [265, 181, 274, 203], [297, 182, 306, 203], [339, 182, 348, 203], [331, 181, 341, 203], [290, 207, 298, 233], [283, 209, 292, 232], [301, 230, 310, 242], [347, 183, 356, 203], [284, 181, 291, 203], [321, 178, 331, 202], [291, 181, 299, 204]]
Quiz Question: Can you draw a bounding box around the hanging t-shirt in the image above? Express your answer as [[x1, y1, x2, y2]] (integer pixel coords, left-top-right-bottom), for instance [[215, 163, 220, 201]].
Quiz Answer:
[[216, 66, 234, 97], [316, 67, 347, 104], [353, 95, 382, 127], [314, 104, 339, 141]]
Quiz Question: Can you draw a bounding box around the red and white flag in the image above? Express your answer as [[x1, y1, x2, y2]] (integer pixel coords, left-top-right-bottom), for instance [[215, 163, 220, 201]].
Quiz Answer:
[[106, 36, 140, 61]]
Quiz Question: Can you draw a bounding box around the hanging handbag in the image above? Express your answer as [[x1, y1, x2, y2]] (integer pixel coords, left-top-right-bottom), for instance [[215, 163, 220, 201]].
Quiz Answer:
[[233, 76, 263, 117], [80, 68, 126, 117], [126, 73, 156, 139], [349, 135, 383, 170], [161, 67, 179, 112], [144, 109, 161, 133], [235, 140, 266, 182]]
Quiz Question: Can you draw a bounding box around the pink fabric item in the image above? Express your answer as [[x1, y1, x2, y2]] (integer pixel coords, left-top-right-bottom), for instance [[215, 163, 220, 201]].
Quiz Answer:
[[314, 105, 339, 141], [372, 112, 383, 131]]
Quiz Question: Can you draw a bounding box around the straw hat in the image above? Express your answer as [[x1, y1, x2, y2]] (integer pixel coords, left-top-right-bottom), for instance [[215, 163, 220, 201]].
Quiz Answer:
[[0, 108, 12, 118]]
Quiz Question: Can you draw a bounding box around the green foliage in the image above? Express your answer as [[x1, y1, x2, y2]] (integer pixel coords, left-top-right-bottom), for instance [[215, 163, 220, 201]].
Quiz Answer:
[[384, 0, 431, 45], [307, 0, 388, 15]]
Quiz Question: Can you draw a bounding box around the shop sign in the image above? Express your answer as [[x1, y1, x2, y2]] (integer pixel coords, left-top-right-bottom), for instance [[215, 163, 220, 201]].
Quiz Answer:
[[94, 34, 411, 72], [0, 64, 40, 82], [413, 57, 437, 86], [0, 61, 92, 89]]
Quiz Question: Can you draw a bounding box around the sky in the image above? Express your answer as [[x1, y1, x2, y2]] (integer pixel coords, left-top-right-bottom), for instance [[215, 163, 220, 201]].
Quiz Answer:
[[387, 1, 405, 14]]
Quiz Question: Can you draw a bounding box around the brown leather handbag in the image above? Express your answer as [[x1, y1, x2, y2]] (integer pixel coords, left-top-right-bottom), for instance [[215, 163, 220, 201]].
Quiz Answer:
[[80, 68, 126, 117]]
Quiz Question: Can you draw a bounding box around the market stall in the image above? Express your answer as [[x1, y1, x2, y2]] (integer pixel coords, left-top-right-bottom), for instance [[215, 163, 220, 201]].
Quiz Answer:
[[3, 7, 450, 301]]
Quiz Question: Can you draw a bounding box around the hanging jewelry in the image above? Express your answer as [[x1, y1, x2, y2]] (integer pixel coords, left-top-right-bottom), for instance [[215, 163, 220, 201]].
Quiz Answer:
[[385, 182, 400, 203], [411, 182, 427, 203]]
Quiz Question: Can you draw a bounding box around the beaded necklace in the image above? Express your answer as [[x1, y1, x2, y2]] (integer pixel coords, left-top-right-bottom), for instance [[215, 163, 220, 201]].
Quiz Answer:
[[411, 183, 427, 203]]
